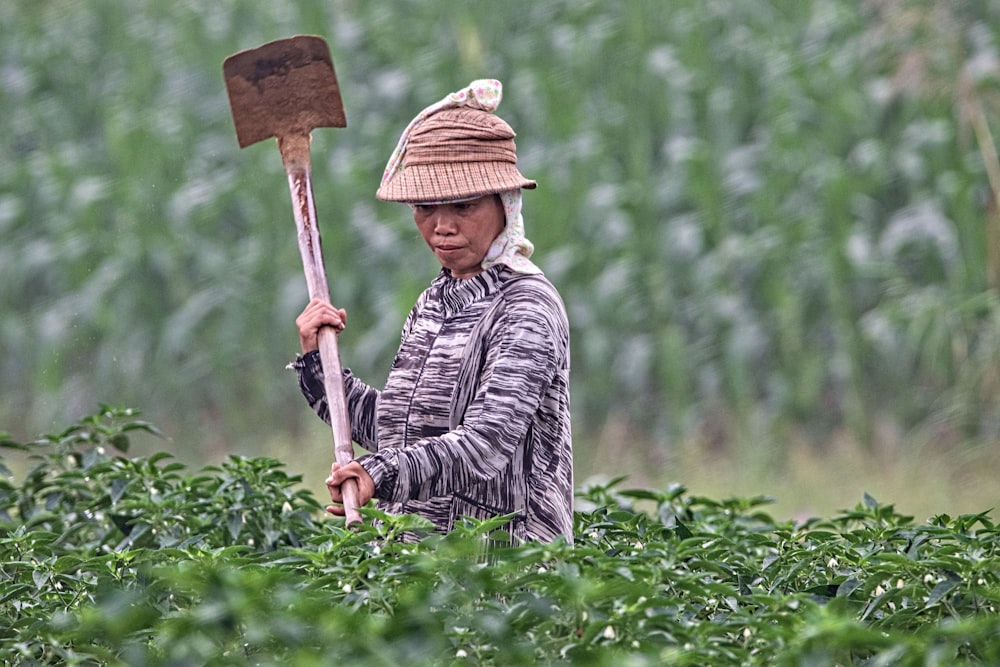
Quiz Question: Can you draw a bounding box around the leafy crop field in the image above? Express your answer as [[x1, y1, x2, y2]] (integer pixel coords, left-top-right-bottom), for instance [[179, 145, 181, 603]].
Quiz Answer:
[[2, 409, 998, 665]]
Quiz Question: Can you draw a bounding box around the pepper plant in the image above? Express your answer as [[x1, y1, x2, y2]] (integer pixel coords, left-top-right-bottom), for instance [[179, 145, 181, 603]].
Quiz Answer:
[[1, 408, 998, 665]]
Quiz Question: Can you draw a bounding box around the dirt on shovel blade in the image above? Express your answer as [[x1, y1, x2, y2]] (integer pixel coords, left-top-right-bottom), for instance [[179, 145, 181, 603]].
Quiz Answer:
[[224, 36, 346, 147]]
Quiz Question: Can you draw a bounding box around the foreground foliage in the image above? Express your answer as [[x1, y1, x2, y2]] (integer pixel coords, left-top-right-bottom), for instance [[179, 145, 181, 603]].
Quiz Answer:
[[1, 409, 997, 665]]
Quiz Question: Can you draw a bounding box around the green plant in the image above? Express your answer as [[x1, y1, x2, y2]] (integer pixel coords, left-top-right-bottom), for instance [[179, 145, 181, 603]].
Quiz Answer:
[[2, 411, 998, 665]]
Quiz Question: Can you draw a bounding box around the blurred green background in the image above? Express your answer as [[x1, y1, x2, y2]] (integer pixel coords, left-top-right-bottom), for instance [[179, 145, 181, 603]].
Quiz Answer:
[[3, 0, 999, 521]]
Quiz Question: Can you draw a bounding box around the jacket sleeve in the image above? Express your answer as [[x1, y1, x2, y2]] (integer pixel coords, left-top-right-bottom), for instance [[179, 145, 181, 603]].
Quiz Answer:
[[289, 351, 381, 452], [360, 282, 568, 502]]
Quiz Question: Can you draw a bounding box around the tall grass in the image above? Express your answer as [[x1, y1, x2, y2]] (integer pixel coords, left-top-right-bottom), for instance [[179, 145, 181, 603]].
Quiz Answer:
[[2, 0, 999, 508]]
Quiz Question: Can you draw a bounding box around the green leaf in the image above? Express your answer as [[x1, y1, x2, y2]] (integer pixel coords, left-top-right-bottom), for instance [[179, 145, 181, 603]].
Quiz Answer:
[[925, 573, 962, 608], [673, 519, 694, 540], [32, 569, 50, 589], [110, 477, 129, 505], [863, 492, 879, 510], [836, 577, 863, 598], [227, 511, 243, 540]]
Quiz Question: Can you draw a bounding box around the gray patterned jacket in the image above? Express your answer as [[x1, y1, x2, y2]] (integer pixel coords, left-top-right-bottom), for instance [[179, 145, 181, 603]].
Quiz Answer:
[[292, 264, 574, 543]]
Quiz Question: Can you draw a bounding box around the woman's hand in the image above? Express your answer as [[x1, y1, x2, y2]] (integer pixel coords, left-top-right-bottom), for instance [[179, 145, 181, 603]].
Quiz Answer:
[[296, 298, 347, 353], [325, 461, 376, 516]]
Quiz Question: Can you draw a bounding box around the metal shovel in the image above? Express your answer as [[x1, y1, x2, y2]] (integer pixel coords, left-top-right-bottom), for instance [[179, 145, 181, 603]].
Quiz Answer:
[[223, 35, 361, 526]]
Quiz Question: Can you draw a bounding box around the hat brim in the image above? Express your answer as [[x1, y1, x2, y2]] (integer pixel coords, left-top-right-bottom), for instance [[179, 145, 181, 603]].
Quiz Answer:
[[376, 161, 536, 203]]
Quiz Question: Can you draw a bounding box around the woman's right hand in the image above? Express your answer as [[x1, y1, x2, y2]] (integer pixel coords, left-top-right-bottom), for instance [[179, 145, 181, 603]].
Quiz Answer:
[[295, 298, 347, 353], [325, 460, 376, 516]]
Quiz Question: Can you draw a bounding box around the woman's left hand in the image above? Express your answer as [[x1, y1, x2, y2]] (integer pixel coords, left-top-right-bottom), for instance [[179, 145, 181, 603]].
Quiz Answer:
[[325, 461, 376, 516]]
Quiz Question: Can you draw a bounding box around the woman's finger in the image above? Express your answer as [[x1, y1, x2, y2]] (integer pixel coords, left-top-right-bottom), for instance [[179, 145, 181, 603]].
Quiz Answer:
[[326, 467, 344, 503]]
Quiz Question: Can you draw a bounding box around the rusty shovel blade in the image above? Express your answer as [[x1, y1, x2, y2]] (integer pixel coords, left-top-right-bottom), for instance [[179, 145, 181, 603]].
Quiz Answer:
[[223, 35, 346, 148]]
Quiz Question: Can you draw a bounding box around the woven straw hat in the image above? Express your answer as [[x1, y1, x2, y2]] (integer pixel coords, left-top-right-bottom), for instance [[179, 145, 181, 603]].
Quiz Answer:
[[376, 107, 536, 203]]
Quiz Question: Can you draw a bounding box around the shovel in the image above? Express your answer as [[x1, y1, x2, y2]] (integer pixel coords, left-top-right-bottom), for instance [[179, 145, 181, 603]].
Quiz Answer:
[[223, 35, 361, 526]]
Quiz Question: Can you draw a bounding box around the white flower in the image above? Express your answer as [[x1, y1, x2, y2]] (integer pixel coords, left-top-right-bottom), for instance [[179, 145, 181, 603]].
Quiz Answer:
[[602, 625, 616, 640]]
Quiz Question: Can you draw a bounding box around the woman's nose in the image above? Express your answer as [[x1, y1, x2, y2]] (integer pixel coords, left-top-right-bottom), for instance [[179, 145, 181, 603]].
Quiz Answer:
[[432, 212, 457, 234]]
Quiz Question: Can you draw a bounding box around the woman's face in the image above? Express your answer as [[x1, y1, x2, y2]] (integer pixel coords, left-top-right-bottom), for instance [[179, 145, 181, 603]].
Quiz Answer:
[[412, 195, 505, 279]]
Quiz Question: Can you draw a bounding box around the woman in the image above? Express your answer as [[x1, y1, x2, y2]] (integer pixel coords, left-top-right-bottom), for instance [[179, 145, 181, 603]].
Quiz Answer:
[[291, 80, 573, 543]]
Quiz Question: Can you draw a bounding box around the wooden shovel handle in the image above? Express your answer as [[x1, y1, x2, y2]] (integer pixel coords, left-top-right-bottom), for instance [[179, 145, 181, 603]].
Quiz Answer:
[[280, 134, 362, 526], [317, 325, 363, 526]]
